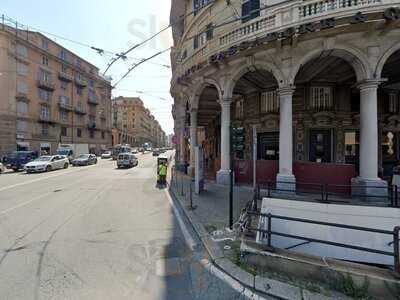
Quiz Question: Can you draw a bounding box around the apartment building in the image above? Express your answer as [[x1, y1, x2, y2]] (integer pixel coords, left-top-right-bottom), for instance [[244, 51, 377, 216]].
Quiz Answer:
[[0, 22, 112, 156], [112, 96, 166, 147]]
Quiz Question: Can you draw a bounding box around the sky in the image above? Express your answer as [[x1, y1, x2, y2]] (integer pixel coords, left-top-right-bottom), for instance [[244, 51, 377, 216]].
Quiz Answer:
[[1, 0, 174, 134]]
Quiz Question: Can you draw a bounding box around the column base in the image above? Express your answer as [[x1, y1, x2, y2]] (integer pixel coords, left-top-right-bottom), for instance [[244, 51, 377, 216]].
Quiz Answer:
[[351, 177, 388, 202], [216, 169, 233, 185], [187, 165, 195, 177], [276, 173, 296, 193]]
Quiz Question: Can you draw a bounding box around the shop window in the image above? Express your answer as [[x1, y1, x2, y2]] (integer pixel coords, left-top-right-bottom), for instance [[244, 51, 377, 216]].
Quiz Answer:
[[235, 99, 244, 119], [382, 131, 398, 177], [309, 129, 332, 163], [310, 86, 332, 111], [257, 132, 279, 160], [260, 91, 278, 113], [345, 131, 359, 166]]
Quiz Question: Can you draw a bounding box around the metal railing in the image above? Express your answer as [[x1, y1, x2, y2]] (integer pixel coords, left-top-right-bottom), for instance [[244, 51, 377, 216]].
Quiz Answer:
[[246, 210, 400, 273], [255, 181, 399, 207]]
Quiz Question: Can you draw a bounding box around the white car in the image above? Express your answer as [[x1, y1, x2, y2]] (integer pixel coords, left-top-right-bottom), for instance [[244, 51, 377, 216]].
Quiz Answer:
[[0, 162, 5, 174], [24, 155, 69, 173], [101, 151, 112, 159]]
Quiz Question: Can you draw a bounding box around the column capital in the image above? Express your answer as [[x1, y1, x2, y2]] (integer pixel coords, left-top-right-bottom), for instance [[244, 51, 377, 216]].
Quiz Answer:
[[357, 79, 386, 91], [277, 86, 296, 97]]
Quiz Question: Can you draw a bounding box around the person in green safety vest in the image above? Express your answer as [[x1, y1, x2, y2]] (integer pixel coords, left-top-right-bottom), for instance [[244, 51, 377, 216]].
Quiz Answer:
[[158, 162, 167, 185]]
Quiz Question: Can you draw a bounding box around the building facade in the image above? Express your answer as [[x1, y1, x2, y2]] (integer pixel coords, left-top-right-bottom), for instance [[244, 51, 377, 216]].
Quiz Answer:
[[0, 23, 112, 156], [170, 0, 400, 194], [112, 96, 166, 147]]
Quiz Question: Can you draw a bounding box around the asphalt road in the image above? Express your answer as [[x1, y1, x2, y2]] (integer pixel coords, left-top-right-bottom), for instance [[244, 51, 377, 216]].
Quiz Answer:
[[0, 152, 248, 300]]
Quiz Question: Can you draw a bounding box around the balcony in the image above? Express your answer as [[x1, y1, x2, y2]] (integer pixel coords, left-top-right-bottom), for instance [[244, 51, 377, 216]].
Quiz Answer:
[[58, 100, 73, 111], [15, 92, 30, 102], [87, 121, 97, 129], [175, 0, 395, 81], [38, 114, 56, 124], [58, 71, 73, 82], [74, 106, 87, 115], [75, 77, 87, 87], [37, 79, 55, 91], [88, 94, 99, 105]]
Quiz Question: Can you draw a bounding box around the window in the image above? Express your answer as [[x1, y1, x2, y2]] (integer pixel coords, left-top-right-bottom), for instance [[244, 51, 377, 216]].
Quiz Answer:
[[77, 128, 82, 137], [41, 38, 49, 50], [60, 111, 68, 122], [61, 65, 68, 73], [17, 101, 28, 114], [193, 0, 213, 14], [39, 69, 52, 83], [17, 81, 28, 94], [345, 131, 359, 165], [42, 56, 49, 66], [260, 91, 279, 113], [388, 93, 398, 113], [38, 88, 52, 102], [60, 95, 70, 105], [61, 81, 68, 89], [101, 131, 105, 139], [242, 0, 260, 23], [16, 120, 27, 132], [181, 49, 187, 61], [89, 130, 95, 139], [60, 50, 68, 61], [61, 126, 67, 136], [16, 44, 28, 57], [41, 106, 50, 119], [235, 99, 244, 119], [89, 79, 94, 88], [42, 124, 49, 136], [310, 86, 333, 111], [76, 59, 81, 68], [77, 87, 83, 95], [17, 63, 28, 76]]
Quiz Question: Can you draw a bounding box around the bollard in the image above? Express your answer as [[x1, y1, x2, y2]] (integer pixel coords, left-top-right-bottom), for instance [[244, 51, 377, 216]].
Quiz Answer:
[[394, 226, 400, 274]]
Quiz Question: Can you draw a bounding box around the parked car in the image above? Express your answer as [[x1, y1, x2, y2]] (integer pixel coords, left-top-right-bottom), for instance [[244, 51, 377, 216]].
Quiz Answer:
[[117, 153, 138, 169], [5, 151, 38, 171], [101, 151, 112, 159], [72, 154, 97, 166], [0, 162, 5, 174], [152, 149, 161, 157], [24, 155, 69, 173], [131, 148, 139, 154]]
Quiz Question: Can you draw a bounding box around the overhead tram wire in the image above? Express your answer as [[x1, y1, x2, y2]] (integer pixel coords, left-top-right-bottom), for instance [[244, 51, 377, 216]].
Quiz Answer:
[[0, 14, 171, 69], [112, 48, 171, 88], [102, 0, 218, 75]]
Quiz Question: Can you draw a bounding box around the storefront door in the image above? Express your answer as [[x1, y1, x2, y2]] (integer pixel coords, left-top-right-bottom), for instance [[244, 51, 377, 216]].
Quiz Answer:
[[309, 129, 332, 163]]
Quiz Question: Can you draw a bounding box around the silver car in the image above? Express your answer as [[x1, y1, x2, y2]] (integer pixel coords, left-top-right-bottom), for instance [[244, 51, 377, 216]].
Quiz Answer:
[[117, 153, 138, 169], [24, 155, 69, 173]]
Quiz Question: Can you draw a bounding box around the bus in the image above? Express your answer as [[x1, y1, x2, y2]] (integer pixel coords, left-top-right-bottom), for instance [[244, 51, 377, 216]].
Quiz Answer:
[[112, 144, 131, 160]]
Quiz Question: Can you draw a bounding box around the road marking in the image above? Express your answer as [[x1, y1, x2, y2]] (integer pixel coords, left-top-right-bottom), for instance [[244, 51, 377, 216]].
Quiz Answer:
[[0, 163, 100, 193], [0, 192, 53, 216]]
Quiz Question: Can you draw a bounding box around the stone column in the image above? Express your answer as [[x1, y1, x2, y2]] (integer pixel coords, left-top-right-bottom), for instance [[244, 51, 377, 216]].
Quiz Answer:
[[216, 98, 232, 185], [187, 109, 198, 176], [277, 87, 296, 191], [351, 81, 387, 198]]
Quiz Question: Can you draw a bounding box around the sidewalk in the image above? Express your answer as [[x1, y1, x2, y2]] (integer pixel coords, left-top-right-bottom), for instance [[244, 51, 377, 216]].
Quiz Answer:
[[168, 167, 351, 300]]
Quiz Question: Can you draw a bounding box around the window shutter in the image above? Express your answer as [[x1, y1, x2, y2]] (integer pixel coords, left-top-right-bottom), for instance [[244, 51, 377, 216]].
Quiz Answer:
[[250, 0, 260, 20], [206, 23, 213, 40], [242, 1, 251, 23], [193, 35, 199, 49]]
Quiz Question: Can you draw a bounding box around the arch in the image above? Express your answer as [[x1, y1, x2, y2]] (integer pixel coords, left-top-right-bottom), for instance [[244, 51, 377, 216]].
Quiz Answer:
[[190, 77, 223, 110], [375, 43, 400, 79], [289, 45, 371, 85], [224, 59, 285, 99]]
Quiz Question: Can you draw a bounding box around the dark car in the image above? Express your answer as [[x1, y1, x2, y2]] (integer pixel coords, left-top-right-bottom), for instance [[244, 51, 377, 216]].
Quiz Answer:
[[71, 154, 97, 166], [5, 151, 38, 171], [152, 149, 161, 157]]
